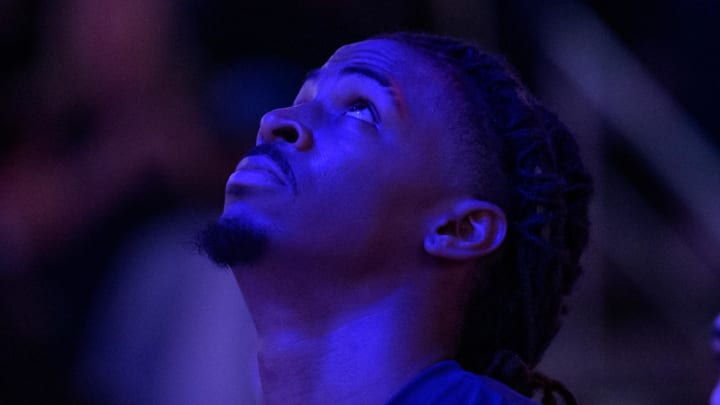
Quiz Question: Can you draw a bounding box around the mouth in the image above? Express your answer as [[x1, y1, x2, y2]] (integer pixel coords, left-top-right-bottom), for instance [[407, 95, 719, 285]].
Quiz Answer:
[[226, 155, 288, 192], [225, 143, 298, 200]]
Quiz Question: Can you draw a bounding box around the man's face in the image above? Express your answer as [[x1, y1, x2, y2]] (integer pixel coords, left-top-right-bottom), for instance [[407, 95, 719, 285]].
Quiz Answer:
[[219, 39, 468, 272]]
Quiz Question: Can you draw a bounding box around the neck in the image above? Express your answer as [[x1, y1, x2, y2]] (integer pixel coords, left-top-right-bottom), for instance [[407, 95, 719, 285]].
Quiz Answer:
[[235, 263, 468, 405]]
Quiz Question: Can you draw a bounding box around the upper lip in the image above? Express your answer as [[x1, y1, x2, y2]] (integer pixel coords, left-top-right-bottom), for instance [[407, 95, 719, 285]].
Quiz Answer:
[[234, 155, 288, 185]]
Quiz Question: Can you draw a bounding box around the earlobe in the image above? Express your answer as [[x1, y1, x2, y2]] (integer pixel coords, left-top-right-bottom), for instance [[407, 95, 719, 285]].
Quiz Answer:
[[424, 200, 507, 261]]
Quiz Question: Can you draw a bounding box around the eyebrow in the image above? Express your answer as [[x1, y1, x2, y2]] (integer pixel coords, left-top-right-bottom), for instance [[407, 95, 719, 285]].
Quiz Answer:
[[339, 65, 392, 87], [305, 69, 320, 81], [304, 65, 406, 116]]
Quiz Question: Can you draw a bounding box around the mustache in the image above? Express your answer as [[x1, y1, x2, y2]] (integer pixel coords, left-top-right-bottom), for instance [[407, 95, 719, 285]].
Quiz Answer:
[[244, 143, 297, 191]]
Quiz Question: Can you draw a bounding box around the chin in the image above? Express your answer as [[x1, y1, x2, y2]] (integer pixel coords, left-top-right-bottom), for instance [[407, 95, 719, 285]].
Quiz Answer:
[[197, 215, 270, 268]]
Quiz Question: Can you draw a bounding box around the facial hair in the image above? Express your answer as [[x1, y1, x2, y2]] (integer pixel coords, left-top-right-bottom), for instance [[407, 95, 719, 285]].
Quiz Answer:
[[196, 217, 268, 267]]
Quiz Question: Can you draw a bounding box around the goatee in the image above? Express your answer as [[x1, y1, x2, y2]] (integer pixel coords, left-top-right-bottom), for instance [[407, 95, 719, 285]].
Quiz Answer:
[[196, 217, 268, 267]]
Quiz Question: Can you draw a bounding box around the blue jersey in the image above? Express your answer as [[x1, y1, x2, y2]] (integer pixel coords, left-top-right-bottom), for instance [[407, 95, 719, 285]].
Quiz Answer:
[[387, 361, 539, 405]]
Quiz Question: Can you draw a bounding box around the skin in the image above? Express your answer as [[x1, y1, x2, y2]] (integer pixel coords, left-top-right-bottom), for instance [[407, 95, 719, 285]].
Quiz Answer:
[[223, 39, 507, 404]]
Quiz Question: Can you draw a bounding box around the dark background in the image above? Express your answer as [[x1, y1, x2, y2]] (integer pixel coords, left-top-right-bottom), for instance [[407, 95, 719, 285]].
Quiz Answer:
[[1, 0, 718, 403]]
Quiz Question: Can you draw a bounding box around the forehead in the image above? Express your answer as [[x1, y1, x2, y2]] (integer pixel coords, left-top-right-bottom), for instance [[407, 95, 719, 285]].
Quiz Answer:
[[325, 39, 416, 71], [315, 39, 456, 118], [321, 39, 439, 87]]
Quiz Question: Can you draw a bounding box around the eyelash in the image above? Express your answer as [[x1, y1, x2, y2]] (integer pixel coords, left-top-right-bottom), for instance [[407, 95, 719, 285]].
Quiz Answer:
[[346, 98, 380, 123]]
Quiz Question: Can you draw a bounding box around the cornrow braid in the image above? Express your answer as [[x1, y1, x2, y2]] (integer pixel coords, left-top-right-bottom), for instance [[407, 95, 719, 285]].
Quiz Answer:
[[377, 32, 593, 405]]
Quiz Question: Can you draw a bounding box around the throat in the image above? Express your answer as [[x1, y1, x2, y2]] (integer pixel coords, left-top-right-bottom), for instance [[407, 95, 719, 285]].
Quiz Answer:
[[255, 306, 453, 405]]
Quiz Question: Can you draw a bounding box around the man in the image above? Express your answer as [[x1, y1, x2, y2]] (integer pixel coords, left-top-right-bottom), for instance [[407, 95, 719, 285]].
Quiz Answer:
[[199, 32, 592, 404]]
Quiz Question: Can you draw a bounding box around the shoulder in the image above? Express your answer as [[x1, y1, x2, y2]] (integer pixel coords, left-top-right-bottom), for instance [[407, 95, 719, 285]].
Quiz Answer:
[[387, 361, 539, 405]]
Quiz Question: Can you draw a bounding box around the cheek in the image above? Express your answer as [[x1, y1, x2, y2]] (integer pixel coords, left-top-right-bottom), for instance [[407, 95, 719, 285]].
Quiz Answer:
[[294, 122, 450, 225], [291, 156, 397, 243], [308, 133, 383, 191]]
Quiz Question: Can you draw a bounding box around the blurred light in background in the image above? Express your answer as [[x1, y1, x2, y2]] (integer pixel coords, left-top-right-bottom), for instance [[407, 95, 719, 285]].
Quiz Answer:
[[1, 0, 718, 403]]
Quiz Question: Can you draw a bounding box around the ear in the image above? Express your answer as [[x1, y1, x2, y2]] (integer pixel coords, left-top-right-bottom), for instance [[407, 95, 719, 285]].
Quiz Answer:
[[424, 200, 507, 261]]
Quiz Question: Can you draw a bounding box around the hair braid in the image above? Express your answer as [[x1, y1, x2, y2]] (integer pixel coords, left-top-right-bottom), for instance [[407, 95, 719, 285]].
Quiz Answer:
[[378, 32, 592, 405]]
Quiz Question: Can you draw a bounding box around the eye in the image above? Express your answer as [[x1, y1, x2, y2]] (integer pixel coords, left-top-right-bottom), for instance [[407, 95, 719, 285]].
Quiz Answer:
[[345, 98, 379, 123]]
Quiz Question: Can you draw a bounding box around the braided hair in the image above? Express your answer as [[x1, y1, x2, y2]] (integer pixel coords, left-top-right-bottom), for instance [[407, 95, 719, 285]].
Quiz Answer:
[[377, 32, 593, 404]]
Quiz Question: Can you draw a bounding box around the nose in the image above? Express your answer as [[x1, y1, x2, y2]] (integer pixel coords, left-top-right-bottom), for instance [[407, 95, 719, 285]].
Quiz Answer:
[[257, 106, 313, 150]]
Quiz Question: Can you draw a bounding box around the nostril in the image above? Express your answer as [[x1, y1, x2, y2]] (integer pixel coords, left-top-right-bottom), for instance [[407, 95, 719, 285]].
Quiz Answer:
[[272, 126, 299, 143]]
